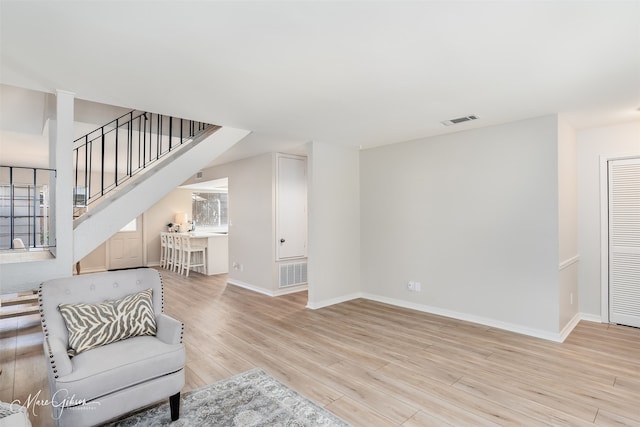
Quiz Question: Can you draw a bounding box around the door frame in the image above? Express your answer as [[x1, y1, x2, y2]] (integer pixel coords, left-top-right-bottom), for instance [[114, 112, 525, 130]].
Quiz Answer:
[[599, 154, 640, 323], [275, 152, 308, 261]]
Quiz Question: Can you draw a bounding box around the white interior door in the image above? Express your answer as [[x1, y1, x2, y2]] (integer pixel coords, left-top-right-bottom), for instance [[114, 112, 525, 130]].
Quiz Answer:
[[608, 157, 640, 327], [108, 215, 144, 270], [276, 154, 307, 260]]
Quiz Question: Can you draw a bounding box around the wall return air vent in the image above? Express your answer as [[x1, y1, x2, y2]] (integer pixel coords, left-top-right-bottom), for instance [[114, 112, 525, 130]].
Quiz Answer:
[[441, 115, 479, 126], [279, 262, 308, 288]]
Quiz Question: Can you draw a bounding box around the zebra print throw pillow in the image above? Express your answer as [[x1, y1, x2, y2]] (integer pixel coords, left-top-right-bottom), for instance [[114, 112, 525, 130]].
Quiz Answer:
[[58, 288, 157, 356]]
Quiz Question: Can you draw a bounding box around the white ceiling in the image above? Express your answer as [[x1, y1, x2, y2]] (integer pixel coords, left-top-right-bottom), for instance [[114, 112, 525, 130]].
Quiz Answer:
[[1, 1, 639, 164]]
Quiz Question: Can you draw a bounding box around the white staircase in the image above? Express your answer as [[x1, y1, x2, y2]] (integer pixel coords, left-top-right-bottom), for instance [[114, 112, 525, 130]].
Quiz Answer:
[[73, 126, 250, 262]]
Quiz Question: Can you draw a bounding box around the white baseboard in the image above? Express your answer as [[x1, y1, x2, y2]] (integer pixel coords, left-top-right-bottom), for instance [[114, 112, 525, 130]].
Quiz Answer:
[[306, 292, 364, 310], [227, 279, 308, 297], [274, 284, 308, 296], [580, 313, 604, 323], [559, 312, 581, 342], [361, 293, 566, 343], [227, 279, 274, 296]]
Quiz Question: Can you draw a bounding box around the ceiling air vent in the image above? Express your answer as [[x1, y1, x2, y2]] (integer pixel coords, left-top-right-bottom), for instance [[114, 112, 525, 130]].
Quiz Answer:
[[196, 171, 203, 179], [441, 115, 479, 126]]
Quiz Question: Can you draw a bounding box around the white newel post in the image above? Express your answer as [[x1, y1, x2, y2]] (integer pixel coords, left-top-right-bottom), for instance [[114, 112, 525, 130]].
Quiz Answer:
[[50, 89, 75, 268]]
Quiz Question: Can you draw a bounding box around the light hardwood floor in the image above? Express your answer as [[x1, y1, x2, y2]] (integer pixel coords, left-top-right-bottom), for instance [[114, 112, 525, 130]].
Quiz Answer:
[[2, 269, 640, 426]]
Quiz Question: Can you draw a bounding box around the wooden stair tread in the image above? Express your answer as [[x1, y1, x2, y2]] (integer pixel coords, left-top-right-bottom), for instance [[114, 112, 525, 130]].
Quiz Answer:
[[0, 292, 38, 307], [0, 305, 39, 319], [0, 291, 39, 318]]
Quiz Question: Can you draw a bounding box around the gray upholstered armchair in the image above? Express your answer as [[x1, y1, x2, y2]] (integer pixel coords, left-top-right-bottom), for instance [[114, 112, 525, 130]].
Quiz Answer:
[[39, 268, 185, 426]]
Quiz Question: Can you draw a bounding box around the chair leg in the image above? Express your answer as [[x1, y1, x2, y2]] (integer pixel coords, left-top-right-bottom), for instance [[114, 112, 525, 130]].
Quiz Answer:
[[184, 252, 190, 277], [174, 249, 180, 273], [166, 247, 173, 270], [202, 248, 207, 275], [170, 392, 180, 421]]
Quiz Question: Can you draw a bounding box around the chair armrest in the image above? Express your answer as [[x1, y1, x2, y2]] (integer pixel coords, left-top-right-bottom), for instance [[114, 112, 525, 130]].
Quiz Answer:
[[43, 336, 72, 378], [156, 313, 184, 344]]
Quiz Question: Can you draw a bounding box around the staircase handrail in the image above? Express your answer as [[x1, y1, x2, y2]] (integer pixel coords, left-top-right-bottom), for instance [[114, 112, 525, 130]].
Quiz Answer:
[[73, 110, 214, 217]]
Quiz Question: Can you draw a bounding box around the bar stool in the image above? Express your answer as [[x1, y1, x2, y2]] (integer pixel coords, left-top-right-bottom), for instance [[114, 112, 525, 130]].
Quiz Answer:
[[160, 232, 168, 268], [165, 233, 175, 271], [180, 236, 207, 277], [172, 234, 184, 273]]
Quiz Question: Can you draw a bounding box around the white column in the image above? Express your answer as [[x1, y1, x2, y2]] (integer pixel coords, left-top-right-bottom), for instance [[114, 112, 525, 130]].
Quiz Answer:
[[50, 89, 74, 267], [307, 141, 361, 308]]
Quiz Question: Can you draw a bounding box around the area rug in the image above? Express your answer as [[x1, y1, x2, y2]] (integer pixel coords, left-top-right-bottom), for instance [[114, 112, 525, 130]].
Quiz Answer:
[[104, 368, 350, 426]]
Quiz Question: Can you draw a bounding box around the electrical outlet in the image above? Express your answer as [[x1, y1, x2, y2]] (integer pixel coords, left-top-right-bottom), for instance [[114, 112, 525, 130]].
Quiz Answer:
[[408, 281, 421, 292]]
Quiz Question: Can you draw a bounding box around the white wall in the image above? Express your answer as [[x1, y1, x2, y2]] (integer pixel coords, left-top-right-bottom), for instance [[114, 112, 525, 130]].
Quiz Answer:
[[79, 242, 106, 273], [192, 153, 276, 293], [307, 141, 361, 307], [577, 121, 640, 319], [0, 84, 50, 169], [360, 115, 561, 336], [0, 84, 49, 136], [557, 116, 579, 331]]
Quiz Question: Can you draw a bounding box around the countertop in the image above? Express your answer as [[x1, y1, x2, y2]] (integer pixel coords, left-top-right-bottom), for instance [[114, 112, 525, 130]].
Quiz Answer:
[[180, 231, 228, 238]]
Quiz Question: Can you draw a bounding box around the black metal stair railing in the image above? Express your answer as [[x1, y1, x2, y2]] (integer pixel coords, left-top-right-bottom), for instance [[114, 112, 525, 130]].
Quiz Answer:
[[73, 110, 213, 218]]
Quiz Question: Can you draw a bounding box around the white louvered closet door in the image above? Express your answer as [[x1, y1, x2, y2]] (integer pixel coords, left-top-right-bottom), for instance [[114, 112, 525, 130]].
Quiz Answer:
[[609, 157, 640, 327]]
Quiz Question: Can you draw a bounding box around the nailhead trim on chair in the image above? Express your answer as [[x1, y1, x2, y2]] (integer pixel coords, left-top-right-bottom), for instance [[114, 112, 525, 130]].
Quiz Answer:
[[158, 271, 165, 312], [39, 283, 60, 379]]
